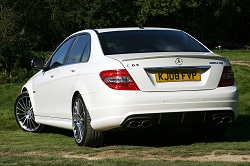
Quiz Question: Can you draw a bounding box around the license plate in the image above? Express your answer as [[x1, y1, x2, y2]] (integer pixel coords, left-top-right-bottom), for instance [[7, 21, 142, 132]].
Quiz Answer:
[[155, 70, 201, 82]]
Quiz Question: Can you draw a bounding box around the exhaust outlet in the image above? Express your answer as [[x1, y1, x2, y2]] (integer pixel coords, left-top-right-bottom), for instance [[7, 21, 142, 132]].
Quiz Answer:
[[222, 116, 233, 123], [141, 120, 152, 128], [212, 117, 223, 124], [129, 121, 140, 128], [212, 116, 233, 124]]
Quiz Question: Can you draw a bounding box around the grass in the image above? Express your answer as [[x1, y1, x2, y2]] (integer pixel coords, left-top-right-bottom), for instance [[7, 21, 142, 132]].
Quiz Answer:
[[0, 51, 250, 165], [232, 65, 250, 114], [213, 49, 250, 61], [0, 82, 23, 130]]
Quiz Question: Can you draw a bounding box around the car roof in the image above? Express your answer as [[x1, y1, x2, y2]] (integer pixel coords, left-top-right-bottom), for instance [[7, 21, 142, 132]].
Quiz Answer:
[[68, 27, 182, 39], [94, 27, 181, 33]]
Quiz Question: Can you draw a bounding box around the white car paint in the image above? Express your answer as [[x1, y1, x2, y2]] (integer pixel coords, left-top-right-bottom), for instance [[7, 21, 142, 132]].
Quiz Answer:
[[20, 27, 238, 132]]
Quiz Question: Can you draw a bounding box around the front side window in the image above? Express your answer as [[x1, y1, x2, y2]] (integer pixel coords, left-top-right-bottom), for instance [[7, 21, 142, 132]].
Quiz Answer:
[[67, 35, 90, 64], [98, 30, 209, 55], [49, 37, 75, 69]]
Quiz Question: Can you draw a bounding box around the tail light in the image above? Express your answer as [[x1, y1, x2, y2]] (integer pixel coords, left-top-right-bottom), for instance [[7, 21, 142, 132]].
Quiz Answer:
[[100, 69, 140, 90], [218, 66, 235, 87]]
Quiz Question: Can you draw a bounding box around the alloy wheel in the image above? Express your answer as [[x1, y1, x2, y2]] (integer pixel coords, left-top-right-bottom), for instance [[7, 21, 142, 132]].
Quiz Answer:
[[72, 97, 85, 144], [15, 93, 41, 132]]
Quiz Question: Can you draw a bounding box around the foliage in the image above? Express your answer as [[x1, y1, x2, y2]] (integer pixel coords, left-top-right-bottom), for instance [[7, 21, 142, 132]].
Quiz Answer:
[[83, 0, 137, 28], [0, 0, 250, 83], [0, 4, 35, 83], [0, 41, 36, 83], [1, 0, 249, 51]]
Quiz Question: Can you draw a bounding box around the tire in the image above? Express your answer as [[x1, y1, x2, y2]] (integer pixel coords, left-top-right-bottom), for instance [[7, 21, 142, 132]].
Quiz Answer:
[[14, 92, 45, 132], [72, 94, 104, 147]]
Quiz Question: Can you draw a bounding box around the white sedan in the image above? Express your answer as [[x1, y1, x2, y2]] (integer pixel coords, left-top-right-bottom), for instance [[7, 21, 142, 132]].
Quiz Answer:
[[14, 27, 239, 147]]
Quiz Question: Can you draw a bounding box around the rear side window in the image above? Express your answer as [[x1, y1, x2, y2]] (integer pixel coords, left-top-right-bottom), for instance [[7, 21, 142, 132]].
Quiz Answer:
[[81, 41, 90, 62], [67, 34, 90, 64], [98, 30, 209, 55]]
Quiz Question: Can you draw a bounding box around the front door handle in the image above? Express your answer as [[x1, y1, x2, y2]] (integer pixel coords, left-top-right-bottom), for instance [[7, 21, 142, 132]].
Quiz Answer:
[[49, 73, 55, 78]]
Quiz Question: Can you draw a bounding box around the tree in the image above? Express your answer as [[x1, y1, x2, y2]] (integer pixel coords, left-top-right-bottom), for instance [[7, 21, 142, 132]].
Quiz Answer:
[[0, 3, 35, 81], [83, 0, 138, 28], [0, 7, 21, 71], [135, 0, 247, 47]]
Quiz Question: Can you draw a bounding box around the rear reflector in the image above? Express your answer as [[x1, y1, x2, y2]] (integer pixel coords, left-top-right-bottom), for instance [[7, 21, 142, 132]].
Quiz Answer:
[[100, 69, 140, 90], [218, 66, 234, 87]]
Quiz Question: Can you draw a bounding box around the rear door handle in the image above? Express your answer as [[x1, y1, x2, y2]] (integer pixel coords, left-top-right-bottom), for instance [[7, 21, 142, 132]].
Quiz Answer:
[[70, 68, 77, 72]]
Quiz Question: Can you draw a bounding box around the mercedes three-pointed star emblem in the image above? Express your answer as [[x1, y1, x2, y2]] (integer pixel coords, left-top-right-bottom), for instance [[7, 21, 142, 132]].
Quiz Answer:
[[175, 58, 183, 65]]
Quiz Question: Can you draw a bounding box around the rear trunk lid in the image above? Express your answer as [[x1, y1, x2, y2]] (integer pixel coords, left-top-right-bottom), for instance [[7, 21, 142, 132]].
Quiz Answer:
[[107, 52, 227, 92]]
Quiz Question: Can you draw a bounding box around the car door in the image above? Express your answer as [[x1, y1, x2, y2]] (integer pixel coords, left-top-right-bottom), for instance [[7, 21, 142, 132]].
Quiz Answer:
[[32, 36, 76, 118], [51, 34, 91, 119], [33, 34, 91, 119]]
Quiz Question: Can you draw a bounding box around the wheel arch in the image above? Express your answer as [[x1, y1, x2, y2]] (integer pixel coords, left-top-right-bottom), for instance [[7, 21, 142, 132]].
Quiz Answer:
[[71, 91, 80, 113], [21, 87, 28, 93], [20, 83, 37, 115], [73, 79, 96, 118], [71, 90, 92, 116]]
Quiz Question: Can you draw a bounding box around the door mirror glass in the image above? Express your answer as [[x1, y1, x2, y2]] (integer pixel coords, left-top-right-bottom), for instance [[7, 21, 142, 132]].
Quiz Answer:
[[31, 58, 45, 69]]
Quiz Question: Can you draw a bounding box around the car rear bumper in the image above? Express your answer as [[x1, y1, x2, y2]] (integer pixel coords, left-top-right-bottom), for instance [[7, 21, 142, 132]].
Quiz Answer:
[[86, 86, 238, 131]]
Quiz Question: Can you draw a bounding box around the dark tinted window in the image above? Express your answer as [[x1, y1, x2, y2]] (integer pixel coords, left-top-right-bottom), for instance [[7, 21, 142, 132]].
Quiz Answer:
[[49, 37, 75, 68], [98, 30, 209, 55], [67, 35, 90, 64]]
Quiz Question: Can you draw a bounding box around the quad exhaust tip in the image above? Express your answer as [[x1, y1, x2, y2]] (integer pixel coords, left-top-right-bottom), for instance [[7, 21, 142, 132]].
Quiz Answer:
[[128, 120, 152, 128], [127, 115, 233, 128], [212, 116, 233, 124], [129, 121, 140, 128]]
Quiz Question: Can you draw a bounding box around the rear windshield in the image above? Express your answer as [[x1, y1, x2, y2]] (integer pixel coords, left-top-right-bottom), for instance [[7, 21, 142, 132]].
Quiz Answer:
[[98, 30, 209, 55]]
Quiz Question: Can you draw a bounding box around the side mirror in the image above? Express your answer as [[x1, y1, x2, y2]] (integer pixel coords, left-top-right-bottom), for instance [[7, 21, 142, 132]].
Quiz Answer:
[[31, 58, 45, 69]]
